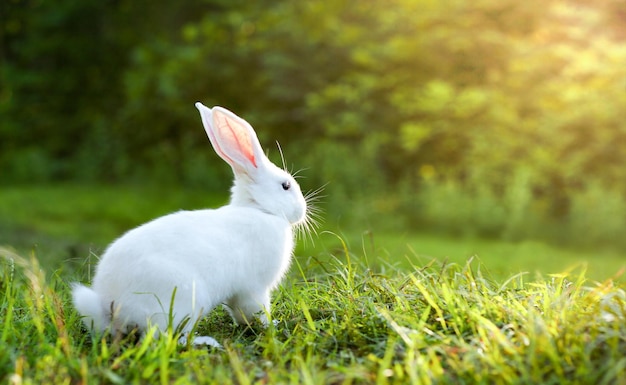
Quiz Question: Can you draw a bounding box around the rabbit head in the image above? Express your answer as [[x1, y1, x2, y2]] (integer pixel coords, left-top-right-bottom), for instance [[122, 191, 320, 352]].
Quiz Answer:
[[195, 103, 307, 226]]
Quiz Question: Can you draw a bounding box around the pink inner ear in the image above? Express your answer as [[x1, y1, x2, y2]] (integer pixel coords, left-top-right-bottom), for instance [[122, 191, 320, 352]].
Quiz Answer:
[[213, 110, 257, 168]]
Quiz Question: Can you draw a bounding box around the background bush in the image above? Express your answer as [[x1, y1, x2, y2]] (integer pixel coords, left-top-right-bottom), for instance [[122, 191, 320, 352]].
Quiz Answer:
[[2, 0, 625, 248]]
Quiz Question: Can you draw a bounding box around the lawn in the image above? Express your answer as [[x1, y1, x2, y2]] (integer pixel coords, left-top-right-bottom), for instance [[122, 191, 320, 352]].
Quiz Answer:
[[1, 184, 624, 281], [311, 231, 626, 283], [1, 184, 625, 383], [2, 246, 625, 384]]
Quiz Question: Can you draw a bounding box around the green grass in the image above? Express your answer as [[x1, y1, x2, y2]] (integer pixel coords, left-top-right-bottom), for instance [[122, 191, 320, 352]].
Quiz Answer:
[[1, 246, 625, 384], [1, 184, 625, 383], [0, 184, 226, 272], [310, 231, 626, 283], [0, 184, 227, 242], [2, 184, 624, 282]]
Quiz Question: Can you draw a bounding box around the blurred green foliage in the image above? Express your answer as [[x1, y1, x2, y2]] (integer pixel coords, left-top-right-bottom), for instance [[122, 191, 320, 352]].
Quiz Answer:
[[1, 0, 625, 248]]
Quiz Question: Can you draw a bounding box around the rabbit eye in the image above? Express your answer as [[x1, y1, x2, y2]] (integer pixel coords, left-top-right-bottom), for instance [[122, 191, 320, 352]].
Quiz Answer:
[[282, 181, 291, 191]]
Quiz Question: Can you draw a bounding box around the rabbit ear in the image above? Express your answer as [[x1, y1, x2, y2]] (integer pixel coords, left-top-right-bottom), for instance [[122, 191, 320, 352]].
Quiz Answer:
[[195, 103, 264, 177]]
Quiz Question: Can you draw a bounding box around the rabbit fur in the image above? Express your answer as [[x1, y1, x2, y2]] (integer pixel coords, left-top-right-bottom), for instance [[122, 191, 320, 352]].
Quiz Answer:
[[72, 103, 308, 346]]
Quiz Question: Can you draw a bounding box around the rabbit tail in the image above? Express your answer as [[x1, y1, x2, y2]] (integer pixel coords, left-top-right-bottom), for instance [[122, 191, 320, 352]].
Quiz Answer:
[[72, 283, 108, 332]]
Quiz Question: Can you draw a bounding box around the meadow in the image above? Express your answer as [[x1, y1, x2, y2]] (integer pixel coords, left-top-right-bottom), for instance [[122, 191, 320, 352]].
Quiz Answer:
[[3, 1, 625, 382], [1, 184, 625, 384], [1, 184, 624, 281]]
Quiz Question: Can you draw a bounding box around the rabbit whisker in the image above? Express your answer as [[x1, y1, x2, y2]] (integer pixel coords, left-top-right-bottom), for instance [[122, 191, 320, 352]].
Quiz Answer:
[[291, 167, 311, 179], [295, 184, 326, 246], [275, 141, 288, 172]]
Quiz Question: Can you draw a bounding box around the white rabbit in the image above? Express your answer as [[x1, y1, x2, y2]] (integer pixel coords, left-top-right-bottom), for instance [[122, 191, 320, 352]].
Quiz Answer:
[[72, 103, 309, 347]]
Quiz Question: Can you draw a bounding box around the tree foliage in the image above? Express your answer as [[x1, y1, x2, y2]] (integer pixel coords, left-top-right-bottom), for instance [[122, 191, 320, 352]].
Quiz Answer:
[[2, 0, 625, 245]]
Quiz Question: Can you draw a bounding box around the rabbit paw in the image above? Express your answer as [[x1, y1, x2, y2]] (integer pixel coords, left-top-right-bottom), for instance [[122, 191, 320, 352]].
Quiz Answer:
[[178, 334, 223, 349]]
